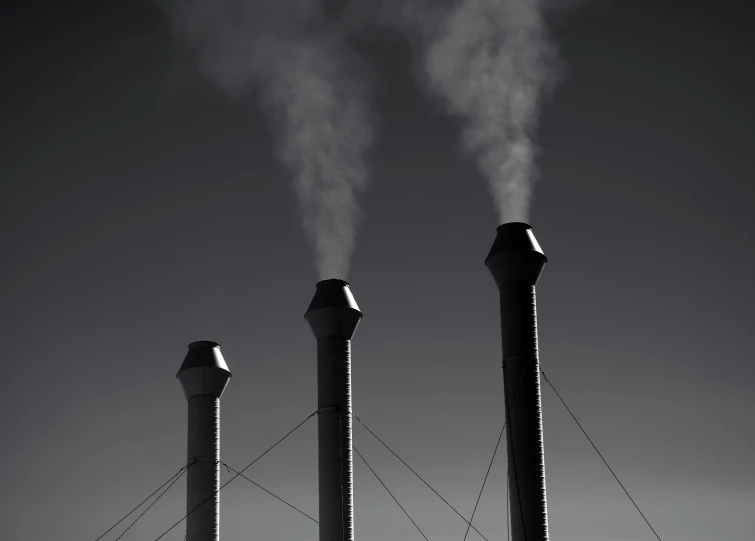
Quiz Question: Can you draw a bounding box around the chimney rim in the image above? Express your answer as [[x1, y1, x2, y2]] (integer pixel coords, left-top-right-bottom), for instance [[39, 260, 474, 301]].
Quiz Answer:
[[496, 221, 532, 231], [316, 278, 351, 288], [188, 340, 221, 350]]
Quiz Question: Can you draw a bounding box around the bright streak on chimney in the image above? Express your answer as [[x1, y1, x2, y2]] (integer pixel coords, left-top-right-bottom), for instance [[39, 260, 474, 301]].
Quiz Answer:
[[177, 341, 232, 541], [486, 222, 549, 541], [305, 279, 362, 541]]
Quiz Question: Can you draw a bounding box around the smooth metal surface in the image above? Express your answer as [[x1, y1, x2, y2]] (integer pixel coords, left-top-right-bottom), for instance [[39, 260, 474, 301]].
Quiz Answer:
[[486, 223, 549, 541], [177, 341, 232, 541], [305, 279, 362, 541]]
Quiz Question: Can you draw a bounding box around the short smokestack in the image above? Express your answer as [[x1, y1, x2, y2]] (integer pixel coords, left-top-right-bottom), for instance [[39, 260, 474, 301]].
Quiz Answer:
[[305, 279, 362, 541], [485, 223, 549, 541], [177, 341, 232, 541]]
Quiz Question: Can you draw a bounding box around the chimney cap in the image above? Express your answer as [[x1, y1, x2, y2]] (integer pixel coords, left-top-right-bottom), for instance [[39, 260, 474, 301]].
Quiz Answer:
[[306, 279, 360, 313], [177, 341, 231, 399], [488, 222, 546, 254], [485, 222, 547, 287], [305, 279, 362, 339], [179, 341, 229, 371]]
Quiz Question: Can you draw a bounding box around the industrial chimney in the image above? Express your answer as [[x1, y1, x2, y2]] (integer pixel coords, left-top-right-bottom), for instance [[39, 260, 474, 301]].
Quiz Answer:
[[305, 279, 362, 541], [177, 341, 232, 541], [485, 223, 549, 541]]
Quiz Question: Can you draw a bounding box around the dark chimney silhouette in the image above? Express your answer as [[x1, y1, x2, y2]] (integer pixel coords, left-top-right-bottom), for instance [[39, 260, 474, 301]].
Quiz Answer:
[[486, 223, 549, 541], [177, 341, 232, 541], [305, 279, 362, 541]]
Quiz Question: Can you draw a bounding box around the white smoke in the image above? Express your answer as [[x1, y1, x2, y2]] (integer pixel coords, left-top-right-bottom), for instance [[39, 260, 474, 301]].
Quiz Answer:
[[419, 0, 569, 222], [162, 0, 374, 279], [360, 0, 578, 223]]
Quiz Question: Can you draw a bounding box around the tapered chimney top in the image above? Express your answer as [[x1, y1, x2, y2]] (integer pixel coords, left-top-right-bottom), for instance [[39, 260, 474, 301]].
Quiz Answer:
[[305, 279, 362, 339], [177, 341, 232, 399], [485, 222, 547, 288]]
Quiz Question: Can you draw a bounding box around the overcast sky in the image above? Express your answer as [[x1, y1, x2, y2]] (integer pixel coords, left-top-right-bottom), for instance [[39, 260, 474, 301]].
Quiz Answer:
[[1, 1, 754, 540]]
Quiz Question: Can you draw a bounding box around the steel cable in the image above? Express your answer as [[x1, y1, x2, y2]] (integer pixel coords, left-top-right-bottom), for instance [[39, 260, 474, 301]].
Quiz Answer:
[[354, 446, 430, 541], [220, 461, 318, 524], [93, 461, 195, 541], [353, 415, 492, 541], [540, 368, 663, 541], [114, 460, 194, 541], [463, 365, 526, 541], [150, 411, 317, 541]]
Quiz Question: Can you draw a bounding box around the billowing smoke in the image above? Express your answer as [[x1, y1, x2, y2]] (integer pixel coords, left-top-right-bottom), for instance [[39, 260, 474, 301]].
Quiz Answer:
[[162, 0, 374, 279], [425, 0, 560, 222], [363, 0, 578, 223]]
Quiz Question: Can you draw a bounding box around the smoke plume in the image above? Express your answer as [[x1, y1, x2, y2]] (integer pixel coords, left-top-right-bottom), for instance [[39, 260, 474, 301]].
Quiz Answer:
[[423, 0, 564, 222], [363, 0, 574, 223], [162, 0, 374, 279]]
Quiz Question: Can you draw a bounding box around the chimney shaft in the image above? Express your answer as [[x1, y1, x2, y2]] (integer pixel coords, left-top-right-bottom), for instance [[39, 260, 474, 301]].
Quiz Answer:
[[486, 223, 549, 541], [177, 341, 232, 541], [305, 279, 362, 541]]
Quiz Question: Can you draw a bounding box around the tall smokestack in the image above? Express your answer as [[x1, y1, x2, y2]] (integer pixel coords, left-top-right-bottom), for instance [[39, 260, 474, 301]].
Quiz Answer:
[[177, 341, 232, 541], [305, 279, 362, 541], [485, 223, 548, 541]]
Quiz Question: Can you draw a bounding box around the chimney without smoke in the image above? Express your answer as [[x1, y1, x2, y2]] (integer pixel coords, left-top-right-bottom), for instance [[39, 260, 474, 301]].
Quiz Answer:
[[305, 279, 362, 541], [177, 341, 232, 541], [486, 223, 549, 541]]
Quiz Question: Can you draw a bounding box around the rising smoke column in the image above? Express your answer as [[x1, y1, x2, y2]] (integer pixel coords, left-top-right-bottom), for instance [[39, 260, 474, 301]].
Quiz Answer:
[[163, 0, 374, 279], [377, 0, 568, 223], [424, 0, 560, 222]]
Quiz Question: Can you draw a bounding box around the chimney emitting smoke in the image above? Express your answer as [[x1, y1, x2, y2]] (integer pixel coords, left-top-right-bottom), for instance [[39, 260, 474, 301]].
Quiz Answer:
[[177, 341, 232, 541], [486, 223, 549, 541], [305, 279, 362, 541]]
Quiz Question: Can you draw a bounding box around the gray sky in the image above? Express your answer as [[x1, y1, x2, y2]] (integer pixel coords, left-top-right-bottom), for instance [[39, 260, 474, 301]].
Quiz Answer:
[[1, 1, 754, 540]]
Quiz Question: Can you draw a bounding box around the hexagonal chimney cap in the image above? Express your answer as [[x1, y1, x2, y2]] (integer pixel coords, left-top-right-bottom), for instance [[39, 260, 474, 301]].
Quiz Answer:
[[485, 222, 547, 288], [305, 279, 362, 339], [177, 341, 232, 399]]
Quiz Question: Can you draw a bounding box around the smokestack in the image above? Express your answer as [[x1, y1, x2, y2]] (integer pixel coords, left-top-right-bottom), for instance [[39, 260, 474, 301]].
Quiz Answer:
[[177, 341, 232, 541], [305, 279, 362, 541], [485, 223, 549, 541]]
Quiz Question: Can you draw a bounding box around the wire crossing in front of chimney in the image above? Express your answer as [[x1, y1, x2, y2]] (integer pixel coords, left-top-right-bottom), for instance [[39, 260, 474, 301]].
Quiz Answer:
[[149, 410, 318, 541], [95, 376, 665, 541]]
